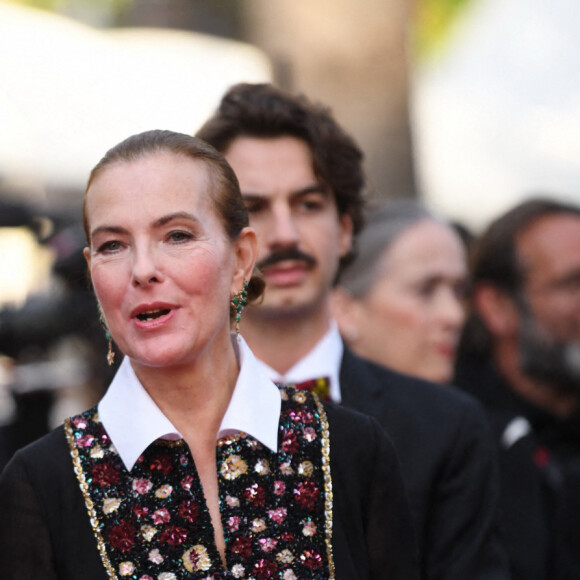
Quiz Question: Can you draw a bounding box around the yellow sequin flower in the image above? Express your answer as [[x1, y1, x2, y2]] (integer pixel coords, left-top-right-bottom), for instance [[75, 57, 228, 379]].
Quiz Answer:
[[220, 454, 249, 480], [182, 544, 212, 572]]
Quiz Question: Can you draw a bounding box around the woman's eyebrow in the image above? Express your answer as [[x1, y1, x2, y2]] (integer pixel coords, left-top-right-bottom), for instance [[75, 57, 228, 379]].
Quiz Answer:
[[90, 225, 128, 239], [90, 212, 200, 239], [153, 211, 200, 227]]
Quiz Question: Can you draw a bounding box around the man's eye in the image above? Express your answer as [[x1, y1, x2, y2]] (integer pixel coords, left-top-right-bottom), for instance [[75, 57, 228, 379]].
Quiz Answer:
[[298, 194, 327, 212], [302, 200, 323, 210], [244, 201, 265, 214]]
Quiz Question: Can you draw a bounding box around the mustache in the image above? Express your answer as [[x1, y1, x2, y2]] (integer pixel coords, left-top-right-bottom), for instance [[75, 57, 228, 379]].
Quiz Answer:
[[257, 248, 317, 270]]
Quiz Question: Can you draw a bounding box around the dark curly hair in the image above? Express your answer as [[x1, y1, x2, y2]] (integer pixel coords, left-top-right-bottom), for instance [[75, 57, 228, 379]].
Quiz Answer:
[[196, 83, 366, 268]]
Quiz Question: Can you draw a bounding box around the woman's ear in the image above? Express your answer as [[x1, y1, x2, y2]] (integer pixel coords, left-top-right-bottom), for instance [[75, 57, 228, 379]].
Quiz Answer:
[[232, 227, 258, 291], [83, 247, 91, 271], [473, 283, 519, 338]]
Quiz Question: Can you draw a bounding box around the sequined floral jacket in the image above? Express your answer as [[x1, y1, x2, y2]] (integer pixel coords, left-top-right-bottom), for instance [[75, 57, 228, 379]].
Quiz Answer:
[[0, 387, 419, 579]]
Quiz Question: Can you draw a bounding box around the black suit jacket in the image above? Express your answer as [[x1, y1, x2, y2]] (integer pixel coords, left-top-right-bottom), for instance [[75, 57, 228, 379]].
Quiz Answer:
[[455, 355, 580, 580], [340, 348, 510, 580]]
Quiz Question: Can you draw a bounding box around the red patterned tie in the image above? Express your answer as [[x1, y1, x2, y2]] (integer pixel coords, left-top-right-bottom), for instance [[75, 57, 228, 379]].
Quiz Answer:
[[290, 377, 331, 402]]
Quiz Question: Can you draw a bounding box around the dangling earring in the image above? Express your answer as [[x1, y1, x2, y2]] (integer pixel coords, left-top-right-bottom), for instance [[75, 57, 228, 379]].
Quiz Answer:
[[231, 279, 249, 333], [98, 304, 115, 366]]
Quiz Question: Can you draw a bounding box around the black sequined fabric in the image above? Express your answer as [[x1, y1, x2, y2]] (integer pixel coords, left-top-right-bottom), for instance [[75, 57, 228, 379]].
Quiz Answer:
[[65, 387, 334, 579]]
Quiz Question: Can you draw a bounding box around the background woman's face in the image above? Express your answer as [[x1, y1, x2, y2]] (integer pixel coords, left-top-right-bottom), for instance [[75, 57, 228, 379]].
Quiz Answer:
[[344, 220, 467, 383], [84, 152, 242, 370]]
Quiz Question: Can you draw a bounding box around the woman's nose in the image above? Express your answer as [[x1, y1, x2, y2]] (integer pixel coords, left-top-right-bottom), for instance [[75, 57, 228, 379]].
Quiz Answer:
[[131, 248, 162, 287], [439, 287, 466, 328]]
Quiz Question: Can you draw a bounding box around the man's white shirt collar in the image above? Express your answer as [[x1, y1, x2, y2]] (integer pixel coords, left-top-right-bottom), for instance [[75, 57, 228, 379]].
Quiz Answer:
[[257, 321, 344, 403], [98, 335, 281, 471]]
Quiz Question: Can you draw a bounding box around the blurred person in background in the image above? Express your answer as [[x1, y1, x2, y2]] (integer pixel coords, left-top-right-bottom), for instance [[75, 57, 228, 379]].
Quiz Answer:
[[198, 82, 509, 580], [0, 225, 113, 473], [455, 197, 580, 580], [332, 199, 468, 384], [0, 129, 419, 579]]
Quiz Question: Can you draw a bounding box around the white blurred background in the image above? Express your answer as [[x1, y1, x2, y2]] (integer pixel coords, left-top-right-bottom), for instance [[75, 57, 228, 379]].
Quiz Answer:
[[0, 0, 579, 465], [2, 0, 580, 303]]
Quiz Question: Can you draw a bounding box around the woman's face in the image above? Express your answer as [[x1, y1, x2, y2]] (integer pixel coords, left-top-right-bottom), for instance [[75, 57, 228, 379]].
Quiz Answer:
[[336, 220, 467, 383], [84, 151, 255, 370]]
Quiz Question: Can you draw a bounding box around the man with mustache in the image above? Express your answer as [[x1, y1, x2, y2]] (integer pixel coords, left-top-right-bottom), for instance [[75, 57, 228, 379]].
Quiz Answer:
[[197, 83, 509, 579], [455, 197, 580, 580]]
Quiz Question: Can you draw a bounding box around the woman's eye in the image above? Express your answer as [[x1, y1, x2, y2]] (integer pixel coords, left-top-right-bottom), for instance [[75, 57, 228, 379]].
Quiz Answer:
[[417, 281, 437, 298], [97, 240, 122, 254], [454, 281, 469, 300], [168, 230, 194, 243]]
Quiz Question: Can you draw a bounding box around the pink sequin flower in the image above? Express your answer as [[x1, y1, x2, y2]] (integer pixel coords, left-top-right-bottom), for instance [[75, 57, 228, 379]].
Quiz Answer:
[[268, 507, 287, 524], [132, 478, 153, 495], [273, 480, 286, 495], [152, 508, 171, 525], [227, 516, 241, 532], [76, 434, 95, 447], [258, 537, 278, 552]]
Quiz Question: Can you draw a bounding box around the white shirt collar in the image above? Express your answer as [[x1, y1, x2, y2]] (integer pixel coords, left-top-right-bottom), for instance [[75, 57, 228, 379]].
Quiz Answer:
[[98, 335, 281, 471], [257, 321, 344, 403]]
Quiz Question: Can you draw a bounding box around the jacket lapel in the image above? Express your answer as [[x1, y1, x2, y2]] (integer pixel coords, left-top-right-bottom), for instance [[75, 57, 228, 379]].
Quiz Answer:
[[339, 347, 386, 411]]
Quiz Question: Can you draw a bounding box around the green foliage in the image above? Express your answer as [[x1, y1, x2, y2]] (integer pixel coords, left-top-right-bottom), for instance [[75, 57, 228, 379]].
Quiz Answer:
[[5, 0, 133, 19], [5, 0, 59, 8], [412, 0, 476, 60]]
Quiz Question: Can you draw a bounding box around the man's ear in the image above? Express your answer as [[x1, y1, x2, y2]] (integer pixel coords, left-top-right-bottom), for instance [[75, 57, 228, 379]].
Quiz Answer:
[[338, 213, 354, 259], [473, 283, 520, 337]]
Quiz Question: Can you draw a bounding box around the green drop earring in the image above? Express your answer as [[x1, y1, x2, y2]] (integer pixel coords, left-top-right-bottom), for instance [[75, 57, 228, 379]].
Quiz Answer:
[[231, 279, 249, 333], [98, 304, 115, 366]]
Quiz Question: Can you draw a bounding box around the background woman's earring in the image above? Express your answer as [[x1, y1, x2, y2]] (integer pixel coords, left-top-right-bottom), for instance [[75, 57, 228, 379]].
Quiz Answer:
[[98, 306, 115, 366], [231, 279, 249, 333]]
